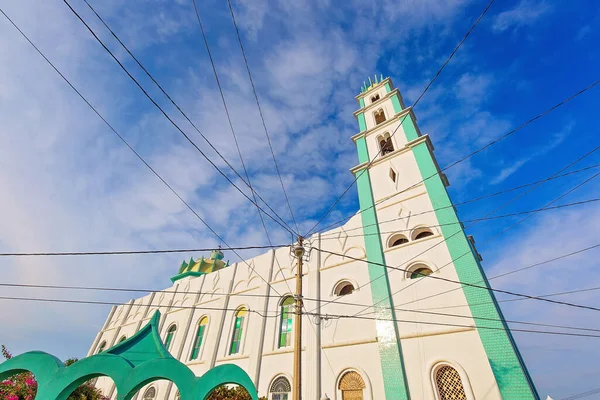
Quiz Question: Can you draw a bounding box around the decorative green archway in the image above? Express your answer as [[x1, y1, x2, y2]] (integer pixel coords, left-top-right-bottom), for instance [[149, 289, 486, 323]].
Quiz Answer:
[[0, 311, 258, 400]]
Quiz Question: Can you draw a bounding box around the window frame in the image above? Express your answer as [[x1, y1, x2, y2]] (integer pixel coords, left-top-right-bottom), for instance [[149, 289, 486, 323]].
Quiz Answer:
[[429, 361, 474, 400], [97, 341, 107, 354], [278, 297, 294, 349], [373, 108, 386, 125], [189, 316, 209, 361], [229, 307, 248, 355], [142, 386, 157, 400], [164, 324, 177, 352], [269, 375, 292, 400]]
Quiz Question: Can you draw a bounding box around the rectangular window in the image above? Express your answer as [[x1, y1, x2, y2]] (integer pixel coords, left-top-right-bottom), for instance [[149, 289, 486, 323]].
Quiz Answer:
[[190, 325, 205, 360], [229, 316, 244, 355]]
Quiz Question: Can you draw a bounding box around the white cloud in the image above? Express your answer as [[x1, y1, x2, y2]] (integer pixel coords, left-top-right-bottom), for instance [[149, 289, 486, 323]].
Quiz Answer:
[[492, 0, 552, 33]]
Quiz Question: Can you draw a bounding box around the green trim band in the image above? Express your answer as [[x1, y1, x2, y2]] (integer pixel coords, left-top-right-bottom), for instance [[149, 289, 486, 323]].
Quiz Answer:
[[403, 115, 539, 399], [171, 271, 204, 283], [354, 147, 410, 399], [358, 113, 367, 132]]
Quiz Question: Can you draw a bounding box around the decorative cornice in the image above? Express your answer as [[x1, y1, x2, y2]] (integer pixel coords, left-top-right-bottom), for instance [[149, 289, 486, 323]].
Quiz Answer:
[[351, 107, 414, 143], [349, 134, 433, 175], [353, 88, 401, 117]]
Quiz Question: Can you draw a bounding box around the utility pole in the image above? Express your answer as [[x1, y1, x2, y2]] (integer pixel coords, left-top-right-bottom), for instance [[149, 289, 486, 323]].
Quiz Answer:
[[292, 236, 305, 400]]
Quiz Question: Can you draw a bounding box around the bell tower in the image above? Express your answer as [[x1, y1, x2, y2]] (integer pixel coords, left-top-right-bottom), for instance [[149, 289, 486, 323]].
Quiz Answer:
[[351, 76, 539, 399]]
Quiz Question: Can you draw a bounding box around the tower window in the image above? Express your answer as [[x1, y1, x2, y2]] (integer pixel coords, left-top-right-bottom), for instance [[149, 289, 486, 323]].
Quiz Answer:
[[389, 234, 409, 247], [334, 281, 355, 296], [415, 230, 434, 240], [230, 307, 247, 354], [279, 297, 294, 348], [435, 365, 467, 400], [410, 267, 433, 279], [378, 132, 394, 155], [374, 109, 386, 125], [118, 335, 127, 343], [389, 168, 397, 183], [371, 93, 380, 103]]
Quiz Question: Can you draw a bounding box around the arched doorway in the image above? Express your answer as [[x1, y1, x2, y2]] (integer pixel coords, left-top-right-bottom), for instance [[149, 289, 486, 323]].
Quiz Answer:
[[338, 371, 366, 400]]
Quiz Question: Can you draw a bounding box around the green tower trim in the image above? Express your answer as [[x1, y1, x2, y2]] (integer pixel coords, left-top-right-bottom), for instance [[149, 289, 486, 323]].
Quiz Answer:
[[401, 114, 539, 399], [0, 311, 259, 400], [353, 135, 410, 400]]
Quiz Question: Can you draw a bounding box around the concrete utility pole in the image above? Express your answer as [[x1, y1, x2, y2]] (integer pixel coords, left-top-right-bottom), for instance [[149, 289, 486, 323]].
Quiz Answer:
[[292, 236, 305, 400]]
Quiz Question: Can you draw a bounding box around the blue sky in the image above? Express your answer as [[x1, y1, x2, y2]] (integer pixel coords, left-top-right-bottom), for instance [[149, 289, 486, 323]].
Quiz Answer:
[[1, 0, 600, 398]]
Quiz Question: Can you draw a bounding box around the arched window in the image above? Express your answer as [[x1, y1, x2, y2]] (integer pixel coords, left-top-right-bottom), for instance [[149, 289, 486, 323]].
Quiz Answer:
[[378, 132, 394, 155], [96, 341, 106, 354], [279, 298, 294, 348], [434, 365, 467, 400], [413, 227, 434, 241], [334, 281, 355, 296], [142, 387, 156, 400], [370, 93, 380, 103], [118, 335, 127, 343], [190, 317, 209, 360], [270, 376, 291, 400], [165, 324, 177, 351], [389, 234, 409, 247], [374, 109, 386, 125], [410, 267, 433, 279], [339, 371, 366, 400], [230, 307, 247, 355]]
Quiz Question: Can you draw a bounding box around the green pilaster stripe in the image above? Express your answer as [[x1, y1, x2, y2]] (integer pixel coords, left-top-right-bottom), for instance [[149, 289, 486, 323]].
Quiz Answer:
[[401, 115, 418, 141], [384, 82, 392, 93], [358, 113, 367, 132], [355, 169, 410, 400], [404, 120, 539, 399], [359, 97, 365, 108], [356, 137, 369, 164], [391, 94, 403, 113]]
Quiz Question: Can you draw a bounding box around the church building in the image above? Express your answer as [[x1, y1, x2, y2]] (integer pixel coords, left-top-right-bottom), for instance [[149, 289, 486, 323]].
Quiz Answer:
[[88, 77, 539, 400]]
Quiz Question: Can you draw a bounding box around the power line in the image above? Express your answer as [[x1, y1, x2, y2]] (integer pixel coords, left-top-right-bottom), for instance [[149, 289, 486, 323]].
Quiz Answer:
[[62, 0, 296, 238], [314, 247, 600, 313], [311, 149, 600, 316], [396, 242, 600, 309], [303, 311, 600, 339], [0, 295, 279, 318], [0, 8, 283, 298], [318, 197, 600, 240], [561, 387, 600, 400], [305, 0, 497, 236], [225, 0, 300, 235], [1, 290, 599, 336], [81, 0, 296, 237], [317, 162, 600, 236], [0, 245, 284, 257], [418, 285, 600, 312], [351, 168, 600, 318]]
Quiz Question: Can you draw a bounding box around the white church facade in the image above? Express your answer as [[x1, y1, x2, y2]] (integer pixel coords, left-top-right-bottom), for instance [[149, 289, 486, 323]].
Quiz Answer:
[[88, 77, 539, 400]]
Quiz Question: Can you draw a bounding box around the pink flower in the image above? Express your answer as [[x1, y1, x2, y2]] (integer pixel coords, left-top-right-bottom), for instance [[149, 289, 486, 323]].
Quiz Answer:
[[7, 394, 19, 400]]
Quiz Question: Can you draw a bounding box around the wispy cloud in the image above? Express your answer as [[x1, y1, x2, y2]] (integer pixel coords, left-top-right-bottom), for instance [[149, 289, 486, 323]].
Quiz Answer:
[[492, 0, 552, 33]]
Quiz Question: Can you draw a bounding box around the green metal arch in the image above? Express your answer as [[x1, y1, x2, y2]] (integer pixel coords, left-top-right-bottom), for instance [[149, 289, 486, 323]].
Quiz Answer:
[[0, 311, 259, 400]]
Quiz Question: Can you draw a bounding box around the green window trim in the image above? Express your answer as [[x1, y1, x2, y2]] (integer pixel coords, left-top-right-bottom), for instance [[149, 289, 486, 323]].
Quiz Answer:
[[278, 297, 294, 348], [165, 325, 176, 351], [230, 309, 247, 355], [190, 318, 208, 360]]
